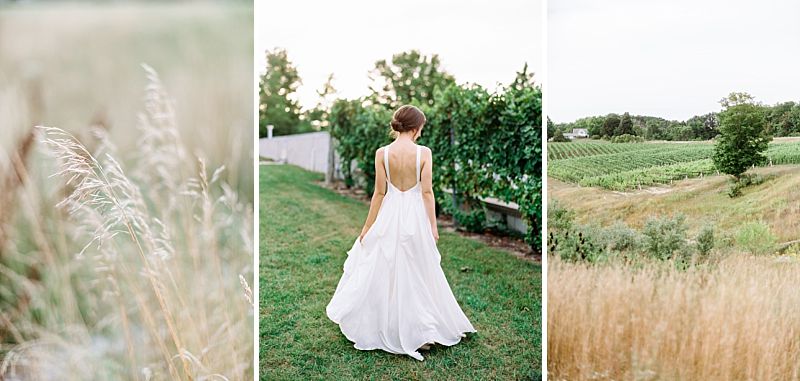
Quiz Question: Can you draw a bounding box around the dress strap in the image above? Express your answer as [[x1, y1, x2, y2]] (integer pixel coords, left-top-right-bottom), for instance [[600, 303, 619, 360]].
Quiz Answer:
[[415, 145, 421, 185], [384, 145, 391, 182]]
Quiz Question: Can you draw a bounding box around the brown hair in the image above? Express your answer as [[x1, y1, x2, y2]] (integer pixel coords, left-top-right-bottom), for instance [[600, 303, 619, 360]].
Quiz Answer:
[[390, 105, 426, 133]]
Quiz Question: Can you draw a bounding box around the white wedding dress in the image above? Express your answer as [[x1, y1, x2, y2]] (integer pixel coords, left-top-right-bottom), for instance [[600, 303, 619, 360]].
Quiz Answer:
[[326, 144, 476, 361]]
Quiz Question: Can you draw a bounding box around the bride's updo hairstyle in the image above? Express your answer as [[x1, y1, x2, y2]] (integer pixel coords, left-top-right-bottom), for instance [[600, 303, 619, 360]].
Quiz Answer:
[[390, 105, 426, 136]]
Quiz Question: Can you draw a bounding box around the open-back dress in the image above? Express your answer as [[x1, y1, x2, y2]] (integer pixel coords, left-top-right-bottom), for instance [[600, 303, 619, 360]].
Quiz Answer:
[[326, 144, 476, 361]]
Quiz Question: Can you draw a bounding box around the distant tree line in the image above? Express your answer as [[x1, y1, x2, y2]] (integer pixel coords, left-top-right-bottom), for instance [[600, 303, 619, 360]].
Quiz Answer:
[[551, 100, 800, 141]]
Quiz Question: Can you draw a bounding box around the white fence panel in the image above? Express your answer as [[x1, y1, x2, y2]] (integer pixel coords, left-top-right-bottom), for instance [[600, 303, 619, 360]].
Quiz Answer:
[[259, 131, 335, 174]]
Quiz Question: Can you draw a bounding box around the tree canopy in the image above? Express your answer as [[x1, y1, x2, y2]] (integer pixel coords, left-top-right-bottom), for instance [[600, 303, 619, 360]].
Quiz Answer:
[[259, 48, 305, 137], [368, 50, 456, 108], [712, 93, 771, 180]]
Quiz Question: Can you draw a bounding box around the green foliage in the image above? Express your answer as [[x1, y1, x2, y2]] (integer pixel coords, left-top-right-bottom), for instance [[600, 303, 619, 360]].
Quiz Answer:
[[551, 128, 570, 142], [735, 221, 777, 255], [696, 225, 715, 257], [328, 100, 392, 192], [599, 222, 643, 253], [764, 101, 800, 136], [330, 63, 542, 249], [601, 114, 620, 138], [547, 202, 605, 263], [547, 117, 556, 138], [726, 173, 767, 197], [259, 48, 310, 136], [547, 201, 575, 232], [686, 112, 720, 140], [610, 134, 644, 143], [719, 91, 756, 108], [368, 50, 456, 108], [615, 112, 634, 136], [305, 73, 337, 130], [713, 98, 771, 179], [642, 214, 689, 262]]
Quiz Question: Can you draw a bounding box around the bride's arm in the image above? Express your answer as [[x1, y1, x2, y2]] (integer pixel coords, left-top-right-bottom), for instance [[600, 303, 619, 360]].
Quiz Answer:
[[420, 147, 439, 241], [359, 148, 388, 241]]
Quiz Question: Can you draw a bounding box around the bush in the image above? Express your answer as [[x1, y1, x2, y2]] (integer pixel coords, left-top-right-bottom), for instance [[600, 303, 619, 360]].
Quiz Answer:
[[695, 225, 715, 257], [727, 173, 766, 198], [598, 222, 643, 253], [551, 128, 570, 142], [736, 221, 777, 255], [642, 214, 689, 261], [610, 134, 644, 143]]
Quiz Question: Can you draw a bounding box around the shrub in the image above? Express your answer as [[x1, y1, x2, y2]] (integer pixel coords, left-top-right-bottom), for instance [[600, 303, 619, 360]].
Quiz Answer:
[[551, 128, 570, 142], [695, 225, 715, 261], [610, 134, 644, 143], [642, 214, 689, 261], [548, 200, 575, 232], [727, 173, 766, 198], [598, 222, 643, 253], [736, 221, 777, 255]]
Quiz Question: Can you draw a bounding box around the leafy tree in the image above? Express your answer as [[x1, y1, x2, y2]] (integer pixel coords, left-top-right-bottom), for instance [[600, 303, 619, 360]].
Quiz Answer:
[[601, 114, 620, 138], [686, 112, 719, 140], [712, 94, 770, 180], [615, 112, 634, 136], [306, 73, 337, 130], [765, 101, 798, 136], [259, 48, 305, 136], [719, 92, 755, 108], [551, 128, 570, 142], [667, 122, 693, 141], [368, 50, 456, 108]]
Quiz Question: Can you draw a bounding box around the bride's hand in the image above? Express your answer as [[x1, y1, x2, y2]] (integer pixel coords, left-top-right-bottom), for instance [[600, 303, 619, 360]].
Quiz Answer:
[[432, 230, 439, 242]]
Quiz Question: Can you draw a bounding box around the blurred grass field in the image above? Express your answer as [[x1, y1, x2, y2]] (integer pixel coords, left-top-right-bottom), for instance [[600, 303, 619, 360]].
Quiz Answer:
[[0, 3, 254, 379], [0, 1, 253, 194]]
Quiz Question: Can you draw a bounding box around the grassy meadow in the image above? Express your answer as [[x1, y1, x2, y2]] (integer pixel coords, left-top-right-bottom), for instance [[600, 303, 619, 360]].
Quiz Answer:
[[259, 165, 541, 380], [547, 140, 800, 380], [0, 3, 253, 379]]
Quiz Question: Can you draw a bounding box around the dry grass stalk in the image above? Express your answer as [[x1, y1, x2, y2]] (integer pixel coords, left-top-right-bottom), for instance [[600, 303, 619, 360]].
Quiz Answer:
[[548, 255, 800, 380], [1, 67, 253, 380], [0, 128, 36, 253]]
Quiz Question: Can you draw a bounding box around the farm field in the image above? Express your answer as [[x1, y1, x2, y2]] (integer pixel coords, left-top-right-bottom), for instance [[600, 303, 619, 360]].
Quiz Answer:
[[548, 139, 800, 190], [548, 140, 800, 379]]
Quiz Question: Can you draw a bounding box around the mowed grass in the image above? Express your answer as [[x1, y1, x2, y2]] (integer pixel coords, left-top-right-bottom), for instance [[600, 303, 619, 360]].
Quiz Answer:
[[259, 165, 541, 380]]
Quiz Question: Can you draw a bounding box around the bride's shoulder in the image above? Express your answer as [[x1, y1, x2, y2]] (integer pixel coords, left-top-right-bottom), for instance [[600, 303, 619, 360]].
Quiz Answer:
[[417, 144, 432, 153]]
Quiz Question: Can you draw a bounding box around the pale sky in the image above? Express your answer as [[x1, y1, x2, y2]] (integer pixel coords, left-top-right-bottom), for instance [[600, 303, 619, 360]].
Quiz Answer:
[[256, 0, 543, 109], [549, 0, 800, 123]]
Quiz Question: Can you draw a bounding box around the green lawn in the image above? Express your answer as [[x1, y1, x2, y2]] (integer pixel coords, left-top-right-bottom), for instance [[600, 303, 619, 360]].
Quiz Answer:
[[259, 165, 541, 380]]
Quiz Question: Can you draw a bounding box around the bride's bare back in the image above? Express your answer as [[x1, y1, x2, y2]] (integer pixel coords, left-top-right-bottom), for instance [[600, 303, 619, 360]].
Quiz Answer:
[[382, 141, 424, 191], [359, 105, 438, 243]]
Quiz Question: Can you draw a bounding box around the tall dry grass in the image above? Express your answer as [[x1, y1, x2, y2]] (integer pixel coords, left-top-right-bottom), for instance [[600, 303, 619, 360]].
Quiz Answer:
[[0, 67, 253, 380], [548, 255, 800, 380]]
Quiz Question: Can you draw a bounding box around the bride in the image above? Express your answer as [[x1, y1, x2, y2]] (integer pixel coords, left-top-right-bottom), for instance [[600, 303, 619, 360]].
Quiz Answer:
[[326, 105, 476, 361]]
